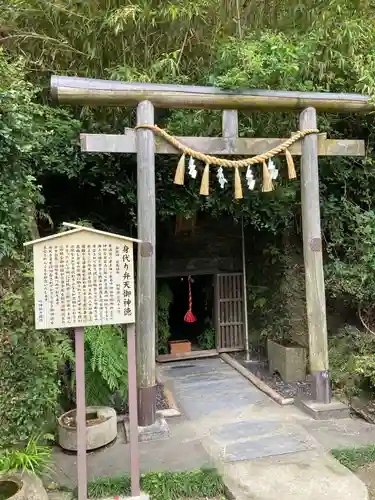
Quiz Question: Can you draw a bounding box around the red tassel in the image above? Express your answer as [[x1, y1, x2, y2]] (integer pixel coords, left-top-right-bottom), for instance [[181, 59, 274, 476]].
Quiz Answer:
[[184, 310, 197, 323], [184, 276, 197, 323]]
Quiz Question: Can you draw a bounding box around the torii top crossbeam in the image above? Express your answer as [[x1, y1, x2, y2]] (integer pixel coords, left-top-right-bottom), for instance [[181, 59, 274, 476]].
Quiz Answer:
[[51, 75, 374, 113]]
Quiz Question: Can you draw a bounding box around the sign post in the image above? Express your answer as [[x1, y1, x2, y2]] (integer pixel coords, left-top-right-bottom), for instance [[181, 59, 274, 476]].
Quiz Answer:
[[74, 326, 88, 500], [25, 223, 143, 500]]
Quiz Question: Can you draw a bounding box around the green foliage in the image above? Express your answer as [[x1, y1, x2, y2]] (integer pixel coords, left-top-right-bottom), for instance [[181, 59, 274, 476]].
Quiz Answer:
[[0, 260, 64, 448], [58, 324, 129, 411], [198, 318, 216, 350], [328, 325, 375, 396], [157, 283, 174, 354], [76, 467, 224, 499], [0, 435, 52, 476], [83, 325, 128, 407], [0, 49, 83, 258], [324, 200, 375, 310], [354, 355, 375, 388], [332, 445, 375, 472], [245, 237, 290, 346]]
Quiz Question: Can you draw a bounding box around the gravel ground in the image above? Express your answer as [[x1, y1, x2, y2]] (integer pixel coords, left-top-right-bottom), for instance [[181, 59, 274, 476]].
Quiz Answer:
[[233, 352, 312, 399], [156, 381, 169, 410]]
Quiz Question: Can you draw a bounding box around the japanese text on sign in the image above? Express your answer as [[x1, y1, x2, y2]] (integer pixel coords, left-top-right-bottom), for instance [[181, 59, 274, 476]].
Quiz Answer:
[[33, 231, 135, 329]]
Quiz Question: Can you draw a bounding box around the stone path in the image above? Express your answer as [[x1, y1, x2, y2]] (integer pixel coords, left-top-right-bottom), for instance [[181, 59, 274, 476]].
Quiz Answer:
[[51, 356, 375, 499], [50, 417, 212, 490], [160, 357, 369, 500]]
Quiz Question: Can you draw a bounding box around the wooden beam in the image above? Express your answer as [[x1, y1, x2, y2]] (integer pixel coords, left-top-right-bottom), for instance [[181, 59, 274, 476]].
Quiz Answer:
[[80, 131, 365, 156], [300, 107, 330, 404], [51, 76, 374, 113], [156, 350, 218, 363], [136, 101, 157, 426]]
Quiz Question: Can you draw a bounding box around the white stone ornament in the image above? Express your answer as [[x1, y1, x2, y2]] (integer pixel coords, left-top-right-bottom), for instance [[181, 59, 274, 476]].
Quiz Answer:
[[217, 166, 228, 189], [188, 156, 197, 178], [268, 158, 279, 180], [245, 166, 256, 190]]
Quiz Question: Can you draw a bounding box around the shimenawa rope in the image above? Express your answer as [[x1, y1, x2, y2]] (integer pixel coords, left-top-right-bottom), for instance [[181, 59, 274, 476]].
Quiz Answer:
[[135, 124, 319, 168], [135, 124, 319, 198]]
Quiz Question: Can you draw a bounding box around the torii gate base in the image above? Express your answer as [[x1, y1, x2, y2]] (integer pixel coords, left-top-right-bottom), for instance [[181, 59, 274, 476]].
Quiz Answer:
[[51, 76, 366, 424]]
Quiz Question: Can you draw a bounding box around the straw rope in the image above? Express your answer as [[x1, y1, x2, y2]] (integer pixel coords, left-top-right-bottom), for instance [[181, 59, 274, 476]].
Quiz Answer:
[[135, 124, 319, 167]]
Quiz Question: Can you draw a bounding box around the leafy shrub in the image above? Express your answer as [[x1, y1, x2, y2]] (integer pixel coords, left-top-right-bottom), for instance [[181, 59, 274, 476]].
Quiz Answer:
[[325, 201, 375, 310], [328, 324, 375, 396], [0, 435, 52, 476], [198, 318, 216, 350], [354, 355, 375, 388], [0, 261, 63, 448], [157, 283, 173, 354]]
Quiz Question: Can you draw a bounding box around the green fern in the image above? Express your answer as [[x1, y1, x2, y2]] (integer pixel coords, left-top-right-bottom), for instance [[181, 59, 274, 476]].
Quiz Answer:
[[62, 325, 128, 408], [84, 362, 113, 407], [83, 325, 128, 406], [85, 325, 128, 396]]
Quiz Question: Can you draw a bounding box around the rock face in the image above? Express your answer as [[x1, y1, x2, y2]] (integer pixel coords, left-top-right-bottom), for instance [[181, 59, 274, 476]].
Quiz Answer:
[[58, 406, 117, 451], [0, 471, 48, 500]]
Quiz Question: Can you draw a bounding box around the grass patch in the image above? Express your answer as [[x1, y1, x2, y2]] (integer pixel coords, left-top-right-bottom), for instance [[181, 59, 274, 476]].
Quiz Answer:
[[73, 467, 225, 499], [332, 445, 375, 471]]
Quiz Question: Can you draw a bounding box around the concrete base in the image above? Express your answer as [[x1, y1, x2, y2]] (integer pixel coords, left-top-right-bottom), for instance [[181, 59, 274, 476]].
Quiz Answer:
[[124, 411, 170, 442], [296, 399, 350, 420], [267, 339, 307, 383], [158, 408, 181, 418]]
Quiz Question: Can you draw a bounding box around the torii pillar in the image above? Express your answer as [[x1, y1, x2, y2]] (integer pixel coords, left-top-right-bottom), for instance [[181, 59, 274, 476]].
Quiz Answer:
[[135, 101, 157, 426]]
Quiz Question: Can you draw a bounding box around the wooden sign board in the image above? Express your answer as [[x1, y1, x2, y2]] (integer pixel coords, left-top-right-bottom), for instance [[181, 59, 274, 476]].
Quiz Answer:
[[25, 226, 137, 330]]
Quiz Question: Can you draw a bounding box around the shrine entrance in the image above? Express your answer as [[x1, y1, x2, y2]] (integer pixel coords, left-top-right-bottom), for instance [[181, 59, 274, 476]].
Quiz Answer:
[[156, 271, 246, 362], [51, 75, 367, 426]]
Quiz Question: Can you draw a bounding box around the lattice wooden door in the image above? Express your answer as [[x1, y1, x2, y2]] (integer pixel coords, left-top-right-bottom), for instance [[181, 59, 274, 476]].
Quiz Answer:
[[215, 273, 245, 352]]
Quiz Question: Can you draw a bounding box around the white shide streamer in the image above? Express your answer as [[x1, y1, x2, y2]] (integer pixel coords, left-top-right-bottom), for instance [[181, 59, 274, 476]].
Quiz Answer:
[[245, 166, 256, 190], [188, 156, 197, 178], [217, 166, 228, 188]]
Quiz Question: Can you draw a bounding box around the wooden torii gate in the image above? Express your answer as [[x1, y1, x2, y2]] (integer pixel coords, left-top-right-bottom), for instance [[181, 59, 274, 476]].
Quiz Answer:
[[51, 76, 367, 425]]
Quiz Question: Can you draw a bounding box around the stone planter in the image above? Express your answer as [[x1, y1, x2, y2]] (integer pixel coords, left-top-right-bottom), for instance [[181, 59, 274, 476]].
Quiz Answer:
[[0, 471, 48, 500], [267, 339, 307, 383], [169, 340, 191, 355], [58, 406, 117, 451]]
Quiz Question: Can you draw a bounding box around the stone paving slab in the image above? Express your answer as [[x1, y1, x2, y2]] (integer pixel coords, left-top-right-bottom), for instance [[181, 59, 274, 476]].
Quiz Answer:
[[171, 371, 238, 385], [175, 391, 268, 420], [206, 419, 318, 463], [162, 359, 233, 378], [222, 449, 369, 500], [210, 420, 281, 441], [220, 433, 314, 462], [301, 417, 375, 450]]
